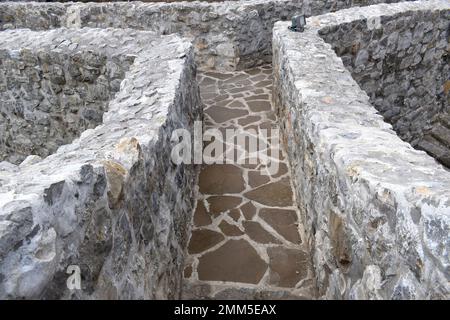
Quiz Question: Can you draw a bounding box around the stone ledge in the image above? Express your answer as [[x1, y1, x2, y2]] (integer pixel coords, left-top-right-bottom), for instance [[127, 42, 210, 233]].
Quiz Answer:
[[273, 0, 449, 299], [0, 28, 202, 299]]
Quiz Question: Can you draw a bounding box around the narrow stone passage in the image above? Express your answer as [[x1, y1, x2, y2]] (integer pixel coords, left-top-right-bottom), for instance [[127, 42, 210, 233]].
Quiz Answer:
[[182, 65, 316, 299]]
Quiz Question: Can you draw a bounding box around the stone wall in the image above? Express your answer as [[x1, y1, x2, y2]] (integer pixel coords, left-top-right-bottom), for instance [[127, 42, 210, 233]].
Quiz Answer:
[[273, 0, 450, 300], [0, 48, 132, 164], [0, 0, 414, 71], [0, 28, 202, 299], [318, 5, 450, 167]]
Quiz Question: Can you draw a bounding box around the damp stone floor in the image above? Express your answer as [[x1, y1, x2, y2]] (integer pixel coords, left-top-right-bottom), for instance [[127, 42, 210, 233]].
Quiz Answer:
[[182, 65, 316, 299]]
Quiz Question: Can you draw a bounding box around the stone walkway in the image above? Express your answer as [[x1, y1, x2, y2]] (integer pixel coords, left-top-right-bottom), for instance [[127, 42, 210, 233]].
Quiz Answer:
[[182, 65, 316, 299]]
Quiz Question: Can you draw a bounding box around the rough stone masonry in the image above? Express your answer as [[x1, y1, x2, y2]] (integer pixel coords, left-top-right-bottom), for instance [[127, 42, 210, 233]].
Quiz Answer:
[[0, 0, 448, 301], [273, 0, 449, 300], [0, 0, 413, 71]]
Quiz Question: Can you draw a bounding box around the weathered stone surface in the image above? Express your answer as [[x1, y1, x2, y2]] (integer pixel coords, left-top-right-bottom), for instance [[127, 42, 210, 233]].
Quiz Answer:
[[0, 28, 202, 299], [244, 178, 293, 207], [188, 229, 225, 254], [260, 208, 301, 244], [184, 66, 316, 299], [0, 48, 128, 164], [242, 221, 281, 244], [238, 115, 261, 126], [184, 265, 193, 279], [272, 162, 288, 178], [219, 220, 244, 237], [319, 2, 450, 168], [199, 164, 245, 194], [227, 208, 241, 222], [197, 239, 267, 284], [247, 100, 272, 112], [273, 0, 450, 300], [205, 106, 249, 123], [240, 201, 257, 220], [0, 0, 411, 71], [0, 0, 438, 301], [182, 282, 310, 300], [193, 200, 212, 227], [248, 170, 270, 188], [268, 247, 309, 288]]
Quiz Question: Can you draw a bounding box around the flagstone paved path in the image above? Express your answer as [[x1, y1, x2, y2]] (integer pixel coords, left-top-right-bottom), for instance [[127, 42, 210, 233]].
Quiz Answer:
[[182, 65, 316, 299]]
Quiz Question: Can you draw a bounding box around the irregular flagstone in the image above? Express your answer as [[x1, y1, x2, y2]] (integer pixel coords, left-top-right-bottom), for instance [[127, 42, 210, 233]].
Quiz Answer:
[[240, 201, 257, 220], [207, 195, 242, 216], [193, 200, 212, 227], [247, 100, 272, 112], [184, 66, 315, 299], [182, 282, 214, 300], [267, 247, 309, 288], [248, 170, 271, 188], [227, 208, 241, 221], [238, 115, 262, 126], [250, 74, 268, 82], [255, 80, 272, 88], [259, 208, 301, 244], [269, 148, 285, 161], [242, 221, 281, 244], [183, 284, 310, 300], [206, 105, 248, 123], [245, 94, 270, 101], [244, 178, 293, 207], [199, 164, 245, 194], [0, 27, 202, 300], [204, 72, 233, 80], [219, 220, 244, 237], [244, 68, 261, 76], [239, 158, 261, 169], [197, 239, 267, 284], [215, 99, 233, 108], [271, 162, 288, 178], [212, 287, 308, 300], [228, 100, 246, 109], [188, 229, 225, 254], [200, 77, 216, 86]]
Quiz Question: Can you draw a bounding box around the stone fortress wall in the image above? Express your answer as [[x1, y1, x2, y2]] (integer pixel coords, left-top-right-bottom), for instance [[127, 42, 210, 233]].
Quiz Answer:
[[319, 5, 450, 166], [273, 0, 449, 299], [0, 46, 133, 164], [0, 0, 413, 71], [0, 0, 447, 300], [0, 28, 202, 299]]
